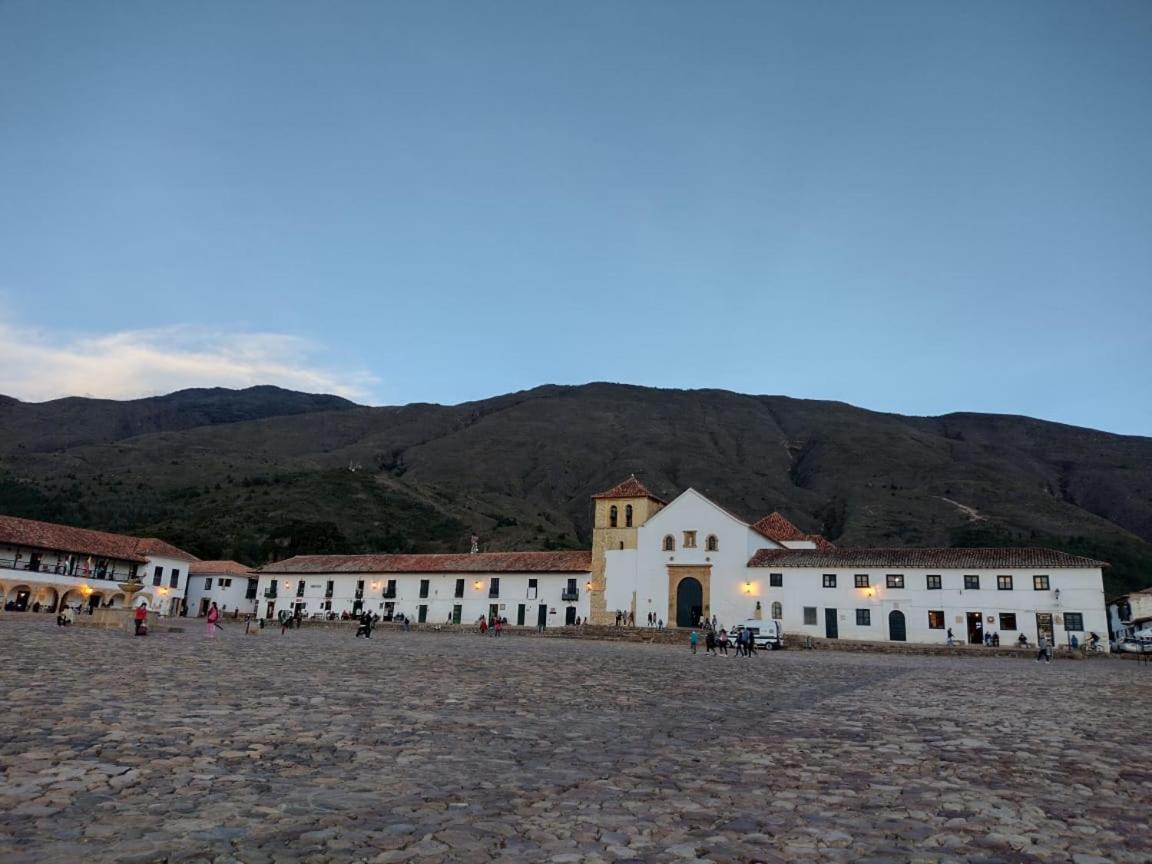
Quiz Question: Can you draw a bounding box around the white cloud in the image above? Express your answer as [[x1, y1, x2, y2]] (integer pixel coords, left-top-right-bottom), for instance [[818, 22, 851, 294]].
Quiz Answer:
[[0, 321, 379, 402]]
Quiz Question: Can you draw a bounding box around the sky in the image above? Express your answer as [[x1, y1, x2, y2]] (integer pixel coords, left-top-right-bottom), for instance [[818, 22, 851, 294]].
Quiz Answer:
[[0, 1, 1149, 435]]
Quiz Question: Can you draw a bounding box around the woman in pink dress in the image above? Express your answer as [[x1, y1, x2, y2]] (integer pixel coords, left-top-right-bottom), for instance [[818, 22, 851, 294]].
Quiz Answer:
[[206, 601, 220, 638]]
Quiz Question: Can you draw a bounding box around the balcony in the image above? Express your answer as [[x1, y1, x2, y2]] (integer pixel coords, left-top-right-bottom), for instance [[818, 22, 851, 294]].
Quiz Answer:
[[354, 589, 364, 600], [383, 589, 397, 599], [263, 587, 278, 599], [561, 589, 579, 602], [488, 590, 500, 599]]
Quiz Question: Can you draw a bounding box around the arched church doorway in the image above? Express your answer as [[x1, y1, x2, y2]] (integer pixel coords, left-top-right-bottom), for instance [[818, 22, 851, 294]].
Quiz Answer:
[[676, 577, 703, 628], [888, 610, 907, 642]]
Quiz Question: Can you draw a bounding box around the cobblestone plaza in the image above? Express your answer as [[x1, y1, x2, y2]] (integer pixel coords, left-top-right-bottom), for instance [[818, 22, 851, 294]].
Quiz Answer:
[[1, 620, 1148, 864]]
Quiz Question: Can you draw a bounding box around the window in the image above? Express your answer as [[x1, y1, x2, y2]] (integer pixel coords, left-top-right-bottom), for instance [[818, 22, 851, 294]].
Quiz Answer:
[[204, 577, 213, 590], [220, 578, 232, 588], [663, 535, 675, 552], [384, 579, 396, 598], [609, 505, 618, 528], [771, 601, 782, 619], [153, 566, 163, 586], [999, 613, 1017, 630], [822, 574, 837, 588], [854, 574, 869, 588], [454, 579, 465, 598], [625, 505, 633, 528], [419, 579, 429, 599], [527, 578, 538, 599], [705, 535, 718, 552], [683, 531, 697, 548], [296, 580, 305, 597], [489, 577, 500, 598], [1033, 575, 1050, 591], [803, 607, 818, 626], [928, 610, 945, 630], [997, 575, 1013, 591], [325, 580, 334, 598], [169, 569, 180, 588], [1064, 612, 1084, 632], [964, 575, 980, 590], [769, 573, 783, 587], [856, 609, 871, 626], [886, 574, 904, 589]]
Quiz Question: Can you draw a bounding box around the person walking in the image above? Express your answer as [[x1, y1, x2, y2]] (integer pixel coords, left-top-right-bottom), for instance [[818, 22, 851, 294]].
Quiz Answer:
[[689, 630, 699, 655], [293, 608, 303, 630], [133, 602, 148, 637], [206, 601, 220, 638], [717, 628, 729, 656], [746, 629, 758, 657], [946, 627, 955, 647], [705, 630, 716, 655], [494, 618, 503, 638], [1036, 634, 1051, 663]]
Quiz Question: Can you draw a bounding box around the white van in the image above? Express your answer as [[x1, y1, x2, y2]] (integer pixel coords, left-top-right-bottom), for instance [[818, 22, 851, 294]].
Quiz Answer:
[[734, 618, 784, 650]]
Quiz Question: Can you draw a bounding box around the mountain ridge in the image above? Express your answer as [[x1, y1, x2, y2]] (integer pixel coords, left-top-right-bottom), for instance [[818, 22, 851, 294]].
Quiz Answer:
[[0, 382, 1148, 595]]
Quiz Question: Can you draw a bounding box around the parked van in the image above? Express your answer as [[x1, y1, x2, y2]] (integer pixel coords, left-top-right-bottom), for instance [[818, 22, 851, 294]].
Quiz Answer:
[[735, 618, 784, 650]]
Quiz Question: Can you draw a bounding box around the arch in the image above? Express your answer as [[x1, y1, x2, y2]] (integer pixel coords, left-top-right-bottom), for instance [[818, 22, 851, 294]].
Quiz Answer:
[[705, 534, 718, 552], [675, 577, 703, 628], [609, 505, 618, 528], [663, 535, 675, 552], [771, 601, 782, 620], [6, 584, 33, 611], [87, 591, 105, 611], [33, 585, 59, 612], [60, 588, 87, 609], [888, 610, 907, 642], [625, 505, 633, 528], [107, 593, 126, 608]]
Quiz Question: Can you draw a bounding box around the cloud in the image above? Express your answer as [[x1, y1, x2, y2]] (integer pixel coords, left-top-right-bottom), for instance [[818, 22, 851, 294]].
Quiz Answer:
[[0, 321, 379, 402]]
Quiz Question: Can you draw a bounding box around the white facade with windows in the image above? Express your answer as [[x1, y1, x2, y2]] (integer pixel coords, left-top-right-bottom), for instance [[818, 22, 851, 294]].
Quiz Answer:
[[255, 552, 592, 627], [186, 561, 258, 618]]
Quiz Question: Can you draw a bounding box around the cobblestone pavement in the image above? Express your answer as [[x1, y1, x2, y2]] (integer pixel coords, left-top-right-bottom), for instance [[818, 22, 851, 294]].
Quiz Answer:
[[1, 620, 1149, 864]]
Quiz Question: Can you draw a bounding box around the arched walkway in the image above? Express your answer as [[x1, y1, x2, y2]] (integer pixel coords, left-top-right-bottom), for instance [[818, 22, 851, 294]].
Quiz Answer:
[[107, 593, 126, 608], [675, 577, 703, 628], [33, 585, 59, 612], [6, 584, 33, 611], [60, 588, 86, 609]]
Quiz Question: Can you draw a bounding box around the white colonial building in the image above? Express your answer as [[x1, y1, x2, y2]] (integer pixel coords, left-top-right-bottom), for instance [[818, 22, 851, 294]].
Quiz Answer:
[[0, 514, 197, 617], [256, 551, 592, 627], [186, 560, 258, 618], [593, 476, 1110, 649]]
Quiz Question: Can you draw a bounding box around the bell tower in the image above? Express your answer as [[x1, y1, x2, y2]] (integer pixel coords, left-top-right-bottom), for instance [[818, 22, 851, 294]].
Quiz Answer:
[[588, 475, 665, 625]]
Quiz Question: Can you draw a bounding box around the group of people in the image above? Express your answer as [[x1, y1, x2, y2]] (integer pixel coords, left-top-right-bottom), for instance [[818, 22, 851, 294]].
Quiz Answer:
[[478, 616, 507, 636], [689, 627, 758, 656]]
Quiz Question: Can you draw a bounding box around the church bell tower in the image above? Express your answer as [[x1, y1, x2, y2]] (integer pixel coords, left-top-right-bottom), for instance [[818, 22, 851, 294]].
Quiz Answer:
[[588, 475, 665, 625]]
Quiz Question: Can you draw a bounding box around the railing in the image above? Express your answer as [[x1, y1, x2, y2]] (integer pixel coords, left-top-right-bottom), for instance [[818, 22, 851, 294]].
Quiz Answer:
[[263, 588, 278, 598], [354, 590, 364, 599], [324, 590, 334, 599], [0, 558, 127, 580], [561, 589, 579, 601], [488, 590, 500, 599], [383, 589, 397, 599]]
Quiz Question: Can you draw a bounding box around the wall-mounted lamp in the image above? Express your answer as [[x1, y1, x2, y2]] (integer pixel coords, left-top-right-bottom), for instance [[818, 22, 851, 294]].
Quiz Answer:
[[585, 581, 592, 590], [473, 580, 484, 590], [743, 581, 754, 594]]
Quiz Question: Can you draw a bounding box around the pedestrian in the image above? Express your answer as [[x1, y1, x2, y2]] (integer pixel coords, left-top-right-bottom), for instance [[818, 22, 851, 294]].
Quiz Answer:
[[1036, 634, 1051, 663], [494, 618, 503, 638], [718, 628, 729, 655], [479, 617, 488, 635], [705, 631, 716, 655], [733, 629, 745, 657], [615, 610, 621, 627], [133, 602, 148, 637], [747, 630, 758, 656], [293, 608, 302, 630], [711, 614, 718, 631], [356, 610, 373, 638], [206, 601, 220, 638], [657, 618, 663, 631], [689, 630, 699, 655], [946, 627, 955, 647], [992, 632, 1000, 647]]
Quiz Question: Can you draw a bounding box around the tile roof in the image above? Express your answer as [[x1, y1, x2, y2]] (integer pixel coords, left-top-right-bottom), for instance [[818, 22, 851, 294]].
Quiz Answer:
[[592, 475, 666, 502], [746, 547, 1108, 569], [260, 550, 594, 575], [190, 560, 256, 576], [750, 512, 836, 550], [0, 514, 196, 563], [134, 538, 200, 562]]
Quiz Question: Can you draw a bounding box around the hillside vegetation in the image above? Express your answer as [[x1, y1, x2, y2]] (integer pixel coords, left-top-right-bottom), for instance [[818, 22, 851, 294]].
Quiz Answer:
[[1, 383, 1149, 595]]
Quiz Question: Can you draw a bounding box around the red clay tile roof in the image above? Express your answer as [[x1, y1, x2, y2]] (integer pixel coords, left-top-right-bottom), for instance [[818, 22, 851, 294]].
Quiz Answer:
[[751, 512, 807, 541], [592, 475, 666, 502], [747, 547, 1107, 569], [0, 514, 194, 563], [260, 550, 594, 575], [190, 560, 256, 576], [134, 538, 199, 562]]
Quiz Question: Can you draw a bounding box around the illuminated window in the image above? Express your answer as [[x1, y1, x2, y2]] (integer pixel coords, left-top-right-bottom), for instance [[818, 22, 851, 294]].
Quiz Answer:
[[997, 575, 1013, 590], [927, 610, 945, 630], [1033, 575, 1050, 591], [854, 574, 869, 588], [886, 574, 904, 589]]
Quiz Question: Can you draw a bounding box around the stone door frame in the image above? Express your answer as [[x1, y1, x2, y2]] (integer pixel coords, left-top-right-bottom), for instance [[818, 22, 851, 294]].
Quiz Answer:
[[667, 565, 711, 628]]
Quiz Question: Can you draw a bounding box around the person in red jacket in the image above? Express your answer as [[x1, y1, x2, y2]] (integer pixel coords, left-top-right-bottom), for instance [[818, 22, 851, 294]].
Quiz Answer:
[[133, 602, 147, 636], [206, 601, 221, 638]]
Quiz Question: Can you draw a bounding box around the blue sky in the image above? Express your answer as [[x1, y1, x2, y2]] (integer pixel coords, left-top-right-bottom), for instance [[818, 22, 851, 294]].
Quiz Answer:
[[1, 1, 1149, 435]]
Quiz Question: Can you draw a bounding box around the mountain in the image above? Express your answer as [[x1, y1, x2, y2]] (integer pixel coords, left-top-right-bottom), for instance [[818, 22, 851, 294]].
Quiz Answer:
[[0, 383, 1149, 595]]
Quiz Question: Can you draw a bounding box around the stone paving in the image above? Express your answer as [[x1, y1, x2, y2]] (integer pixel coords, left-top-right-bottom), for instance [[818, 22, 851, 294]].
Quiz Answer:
[[0, 619, 1149, 864]]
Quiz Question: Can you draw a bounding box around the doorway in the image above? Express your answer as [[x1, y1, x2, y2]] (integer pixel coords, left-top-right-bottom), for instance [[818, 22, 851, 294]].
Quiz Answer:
[[1036, 612, 1054, 646], [825, 608, 838, 639], [888, 610, 906, 642], [676, 577, 703, 628], [565, 606, 577, 625], [488, 603, 499, 624], [517, 604, 526, 626], [967, 612, 984, 644], [417, 604, 427, 623], [537, 604, 547, 629]]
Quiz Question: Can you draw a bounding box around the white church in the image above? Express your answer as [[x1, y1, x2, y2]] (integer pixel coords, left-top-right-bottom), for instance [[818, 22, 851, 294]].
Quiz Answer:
[[253, 475, 1110, 649]]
